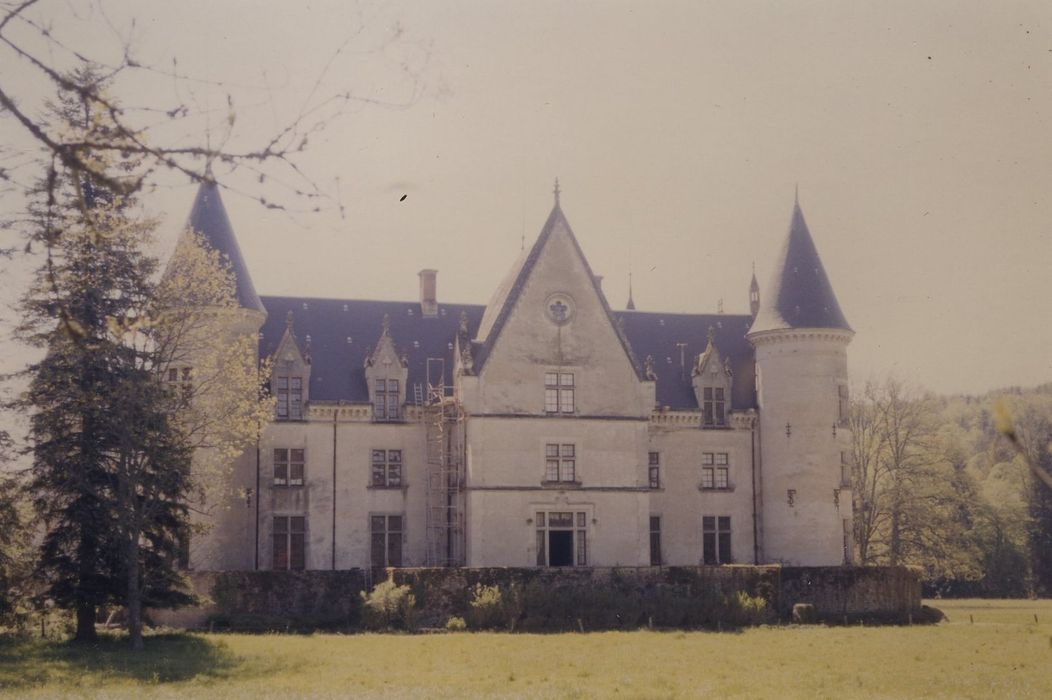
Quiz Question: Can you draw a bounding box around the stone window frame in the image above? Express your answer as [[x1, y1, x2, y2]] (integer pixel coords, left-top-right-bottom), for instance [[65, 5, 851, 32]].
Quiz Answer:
[[837, 384, 850, 428], [370, 513, 404, 567], [649, 514, 662, 566], [700, 452, 730, 490], [702, 515, 732, 565], [272, 515, 306, 570], [544, 372, 575, 414], [275, 375, 304, 420], [165, 366, 193, 404], [535, 510, 588, 567], [648, 451, 661, 489], [701, 386, 727, 427], [370, 449, 403, 488], [543, 443, 578, 484], [273, 448, 305, 487], [373, 378, 402, 421]]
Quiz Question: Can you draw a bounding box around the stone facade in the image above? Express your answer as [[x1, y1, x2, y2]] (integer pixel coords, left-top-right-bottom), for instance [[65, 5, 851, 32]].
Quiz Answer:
[[175, 181, 855, 573]]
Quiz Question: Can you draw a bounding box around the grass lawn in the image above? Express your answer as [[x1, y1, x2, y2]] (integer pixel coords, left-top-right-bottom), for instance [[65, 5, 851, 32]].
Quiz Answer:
[[2, 599, 1050, 699]]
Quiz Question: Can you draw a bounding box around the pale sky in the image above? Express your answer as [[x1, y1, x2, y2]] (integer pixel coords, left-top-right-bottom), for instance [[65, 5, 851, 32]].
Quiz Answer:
[[3, 0, 1052, 396]]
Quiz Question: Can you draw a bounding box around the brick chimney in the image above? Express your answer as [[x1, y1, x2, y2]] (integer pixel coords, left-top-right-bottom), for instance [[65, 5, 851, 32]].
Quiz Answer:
[[419, 269, 438, 317]]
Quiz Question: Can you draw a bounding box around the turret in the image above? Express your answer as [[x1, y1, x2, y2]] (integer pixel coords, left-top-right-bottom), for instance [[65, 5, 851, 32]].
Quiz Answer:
[[747, 197, 853, 566], [749, 265, 760, 318]]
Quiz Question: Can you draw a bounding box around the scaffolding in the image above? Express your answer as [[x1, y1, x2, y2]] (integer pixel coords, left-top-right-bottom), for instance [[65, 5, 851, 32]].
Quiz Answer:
[[423, 358, 465, 566]]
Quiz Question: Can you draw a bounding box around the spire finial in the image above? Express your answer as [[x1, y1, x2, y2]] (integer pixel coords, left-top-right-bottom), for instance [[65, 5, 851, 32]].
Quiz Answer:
[[626, 271, 636, 310], [707, 324, 716, 344], [381, 313, 390, 335], [553, 177, 561, 205], [794, 182, 799, 206], [286, 310, 294, 331]]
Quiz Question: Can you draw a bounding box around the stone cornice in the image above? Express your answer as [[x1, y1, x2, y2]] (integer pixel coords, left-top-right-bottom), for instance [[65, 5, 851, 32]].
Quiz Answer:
[[746, 327, 854, 347]]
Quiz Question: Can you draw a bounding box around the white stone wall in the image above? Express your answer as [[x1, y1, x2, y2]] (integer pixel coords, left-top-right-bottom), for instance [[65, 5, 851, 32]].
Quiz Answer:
[[750, 330, 853, 566]]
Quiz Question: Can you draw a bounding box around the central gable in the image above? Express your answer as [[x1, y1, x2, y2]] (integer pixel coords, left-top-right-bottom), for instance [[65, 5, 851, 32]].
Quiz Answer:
[[471, 204, 648, 416]]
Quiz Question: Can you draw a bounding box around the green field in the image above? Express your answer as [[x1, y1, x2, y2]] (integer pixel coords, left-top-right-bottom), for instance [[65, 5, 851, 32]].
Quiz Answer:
[[1, 599, 1050, 699]]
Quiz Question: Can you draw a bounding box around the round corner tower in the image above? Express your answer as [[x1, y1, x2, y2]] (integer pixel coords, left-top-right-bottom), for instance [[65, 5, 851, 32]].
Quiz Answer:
[[747, 199, 853, 566]]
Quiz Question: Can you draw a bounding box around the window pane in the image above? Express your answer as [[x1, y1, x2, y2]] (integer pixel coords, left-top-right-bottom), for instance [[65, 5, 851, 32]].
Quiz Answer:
[[560, 459, 575, 482], [576, 530, 587, 566], [546, 460, 559, 481], [576, 512, 586, 528], [649, 452, 659, 466], [701, 467, 713, 489], [274, 516, 288, 533], [291, 377, 302, 390], [545, 389, 559, 412], [290, 461, 304, 484], [371, 533, 386, 567], [372, 450, 386, 463], [703, 387, 713, 400], [546, 444, 559, 457], [374, 397, 385, 419], [545, 373, 558, 386], [702, 453, 714, 465], [291, 449, 305, 463], [650, 516, 661, 531], [703, 404, 714, 425], [388, 515, 403, 532], [277, 377, 289, 389], [389, 450, 402, 463], [273, 534, 288, 570], [389, 379, 399, 393], [536, 530, 546, 566], [290, 533, 305, 570], [388, 534, 403, 567], [719, 532, 732, 564], [371, 515, 386, 533], [388, 462, 401, 486], [560, 388, 574, 413], [560, 373, 574, 386], [290, 517, 305, 533], [536, 513, 545, 527], [276, 400, 288, 418], [372, 462, 386, 486], [549, 512, 573, 528], [561, 444, 575, 457], [714, 387, 724, 400], [718, 516, 731, 531], [716, 467, 728, 489], [388, 396, 399, 419], [703, 533, 716, 565], [715, 453, 728, 465], [375, 379, 386, 392], [168, 368, 178, 382], [702, 516, 715, 531], [649, 466, 660, 488]]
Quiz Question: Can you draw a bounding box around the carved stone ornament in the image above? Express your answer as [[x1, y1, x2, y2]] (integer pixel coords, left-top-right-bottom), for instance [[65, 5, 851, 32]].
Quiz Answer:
[[544, 293, 575, 325]]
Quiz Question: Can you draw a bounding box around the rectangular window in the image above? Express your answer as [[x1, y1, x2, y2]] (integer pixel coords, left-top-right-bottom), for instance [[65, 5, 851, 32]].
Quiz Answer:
[[648, 451, 660, 489], [374, 378, 401, 421], [370, 514, 403, 567], [273, 448, 306, 487], [702, 387, 726, 427], [272, 516, 306, 570], [544, 443, 576, 483], [702, 515, 732, 565], [276, 376, 303, 420], [544, 372, 575, 414], [701, 453, 729, 490], [650, 516, 662, 566], [371, 449, 403, 487], [838, 385, 850, 427], [841, 451, 852, 487]]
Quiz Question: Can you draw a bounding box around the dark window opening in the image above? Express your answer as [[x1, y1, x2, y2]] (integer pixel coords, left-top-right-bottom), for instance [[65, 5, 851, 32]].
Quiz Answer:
[[548, 530, 574, 567]]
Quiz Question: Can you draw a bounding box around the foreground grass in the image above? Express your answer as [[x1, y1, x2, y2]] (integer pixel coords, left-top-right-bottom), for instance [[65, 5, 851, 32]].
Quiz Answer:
[[2, 599, 1050, 699]]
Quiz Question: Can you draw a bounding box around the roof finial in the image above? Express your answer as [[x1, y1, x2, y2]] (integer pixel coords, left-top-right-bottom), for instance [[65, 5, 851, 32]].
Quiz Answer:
[[707, 324, 716, 344], [553, 177, 561, 206], [286, 310, 294, 331], [381, 313, 390, 336], [794, 182, 799, 206], [626, 271, 636, 311]]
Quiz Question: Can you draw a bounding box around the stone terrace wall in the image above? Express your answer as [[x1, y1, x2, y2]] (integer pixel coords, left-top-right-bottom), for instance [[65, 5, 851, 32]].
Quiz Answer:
[[149, 565, 921, 631]]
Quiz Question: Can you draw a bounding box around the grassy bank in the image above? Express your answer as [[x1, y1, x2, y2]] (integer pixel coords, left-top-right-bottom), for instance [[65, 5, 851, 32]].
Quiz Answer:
[[1, 599, 1050, 699]]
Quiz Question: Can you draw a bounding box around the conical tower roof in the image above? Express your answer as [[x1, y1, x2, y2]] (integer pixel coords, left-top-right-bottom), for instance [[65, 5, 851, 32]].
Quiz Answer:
[[185, 178, 265, 314], [749, 200, 850, 335]]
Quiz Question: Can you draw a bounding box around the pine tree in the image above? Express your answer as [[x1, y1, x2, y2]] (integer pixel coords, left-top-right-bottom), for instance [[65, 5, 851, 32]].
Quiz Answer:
[[19, 67, 191, 644]]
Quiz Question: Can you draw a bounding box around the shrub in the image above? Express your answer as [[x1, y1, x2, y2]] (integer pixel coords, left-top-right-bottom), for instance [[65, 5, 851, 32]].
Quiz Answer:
[[467, 583, 505, 630], [445, 615, 467, 631], [359, 578, 417, 631], [725, 591, 770, 626]]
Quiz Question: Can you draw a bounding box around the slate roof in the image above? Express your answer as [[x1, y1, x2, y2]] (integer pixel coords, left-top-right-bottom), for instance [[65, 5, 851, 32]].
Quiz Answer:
[[259, 296, 757, 410], [749, 201, 850, 334], [186, 180, 266, 314]]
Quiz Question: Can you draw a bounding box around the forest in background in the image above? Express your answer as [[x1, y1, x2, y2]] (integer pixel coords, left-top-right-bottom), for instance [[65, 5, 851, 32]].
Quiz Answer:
[[850, 379, 1052, 597]]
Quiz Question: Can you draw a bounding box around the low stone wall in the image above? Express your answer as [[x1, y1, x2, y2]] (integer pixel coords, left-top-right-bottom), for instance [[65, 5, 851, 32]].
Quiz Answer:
[[149, 565, 921, 632]]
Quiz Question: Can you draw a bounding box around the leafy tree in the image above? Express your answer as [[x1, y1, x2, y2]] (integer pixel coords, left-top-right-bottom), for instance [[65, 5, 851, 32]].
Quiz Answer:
[[0, 430, 33, 627]]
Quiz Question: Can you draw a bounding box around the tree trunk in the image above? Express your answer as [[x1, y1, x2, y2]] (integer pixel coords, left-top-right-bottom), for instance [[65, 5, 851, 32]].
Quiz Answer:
[[74, 602, 97, 642], [127, 530, 143, 650]]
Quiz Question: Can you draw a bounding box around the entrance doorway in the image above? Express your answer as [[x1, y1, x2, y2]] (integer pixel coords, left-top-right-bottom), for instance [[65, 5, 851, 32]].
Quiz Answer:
[[548, 530, 574, 567]]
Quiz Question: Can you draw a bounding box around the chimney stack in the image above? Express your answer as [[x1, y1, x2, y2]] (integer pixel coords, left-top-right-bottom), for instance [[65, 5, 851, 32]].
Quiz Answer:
[[419, 269, 438, 317]]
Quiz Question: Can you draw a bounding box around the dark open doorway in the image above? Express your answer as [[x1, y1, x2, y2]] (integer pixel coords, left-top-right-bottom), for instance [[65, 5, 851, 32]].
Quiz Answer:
[[549, 530, 574, 566]]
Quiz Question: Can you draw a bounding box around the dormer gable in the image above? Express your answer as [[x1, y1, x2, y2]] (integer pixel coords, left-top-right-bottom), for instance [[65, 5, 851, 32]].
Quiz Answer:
[[364, 314, 408, 421], [692, 326, 733, 428], [272, 311, 311, 420]]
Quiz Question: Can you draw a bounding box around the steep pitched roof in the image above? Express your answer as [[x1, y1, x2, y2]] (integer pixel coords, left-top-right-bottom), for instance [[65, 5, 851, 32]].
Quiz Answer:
[[472, 203, 642, 378], [257, 297, 757, 410], [186, 179, 265, 314], [749, 201, 850, 334]]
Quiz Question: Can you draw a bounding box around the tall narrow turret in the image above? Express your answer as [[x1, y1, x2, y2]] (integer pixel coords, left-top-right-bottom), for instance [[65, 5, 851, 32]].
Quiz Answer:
[[747, 198, 853, 566]]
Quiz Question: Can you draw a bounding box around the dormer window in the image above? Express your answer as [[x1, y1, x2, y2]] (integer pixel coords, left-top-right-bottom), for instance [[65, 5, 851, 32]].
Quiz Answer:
[[276, 375, 304, 420], [692, 328, 733, 429], [374, 378, 401, 421], [702, 387, 726, 427]]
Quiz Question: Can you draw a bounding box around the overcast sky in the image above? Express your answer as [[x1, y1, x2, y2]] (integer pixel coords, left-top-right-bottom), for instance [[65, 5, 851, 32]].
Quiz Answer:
[[3, 0, 1052, 396]]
